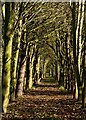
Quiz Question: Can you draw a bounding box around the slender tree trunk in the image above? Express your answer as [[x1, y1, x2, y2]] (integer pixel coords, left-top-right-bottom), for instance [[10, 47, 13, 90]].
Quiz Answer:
[[82, 36, 86, 107], [78, 0, 85, 101], [2, 3, 14, 113], [10, 19, 22, 101], [82, 3, 86, 107], [72, 1, 85, 100], [16, 43, 28, 97], [43, 58, 49, 78], [72, 2, 79, 99], [76, 0, 81, 59], [25, 46, 30, 91], [55, 61, 58, 81], [67, 30, 71, 91], [55, 39, 58, 81], [0, 2, 2, 116], [29, 46, 35, 89], [16, 18, 27, 97], [33, 47, 38, 86], [37, 56, 41, 84], [64, 33, 68, 89], [16, 57, 26, 97]]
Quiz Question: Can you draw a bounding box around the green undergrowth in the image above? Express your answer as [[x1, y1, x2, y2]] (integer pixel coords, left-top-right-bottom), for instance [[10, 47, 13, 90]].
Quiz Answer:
[[58, 86, 65, 91]]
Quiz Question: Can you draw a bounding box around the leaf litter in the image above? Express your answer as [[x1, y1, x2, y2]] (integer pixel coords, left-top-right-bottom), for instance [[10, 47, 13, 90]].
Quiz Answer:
[[2, 83, 86, 120]]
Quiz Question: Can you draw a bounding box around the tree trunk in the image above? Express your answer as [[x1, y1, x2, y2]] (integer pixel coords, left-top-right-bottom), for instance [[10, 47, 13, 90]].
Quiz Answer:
[[82, 3, 86, 107], [2, 3, 14, 113], [72, 2, 79, 100], [37, 56, 41, 84], [82, 40, 86, 107], [16, 17, 27, 97], [55, 61, 58, 81], [25, 47, 30, 91], [0, 2, 2, 116], [10, 19, 22, 101], [33, 47, 38, 86], [29, 46, 35, 89], [16, 58, 26, 97], [78, 0, 85, 102], [43, 58, 49, 78]]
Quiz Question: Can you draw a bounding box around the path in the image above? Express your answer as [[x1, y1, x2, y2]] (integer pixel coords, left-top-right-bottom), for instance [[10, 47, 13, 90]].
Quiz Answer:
[[2, 81, 86, 120]]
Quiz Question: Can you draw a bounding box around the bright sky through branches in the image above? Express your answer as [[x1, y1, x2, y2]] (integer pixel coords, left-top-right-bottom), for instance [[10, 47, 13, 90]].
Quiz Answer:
[[0, 0, 85, 2]]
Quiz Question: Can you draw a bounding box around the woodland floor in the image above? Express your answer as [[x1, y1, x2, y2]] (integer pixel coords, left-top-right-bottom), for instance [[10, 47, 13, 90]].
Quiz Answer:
[[2, 78, 86, 120]]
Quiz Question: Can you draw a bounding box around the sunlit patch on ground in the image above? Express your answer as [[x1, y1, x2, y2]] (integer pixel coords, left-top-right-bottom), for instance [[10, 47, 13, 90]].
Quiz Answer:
[[2, 81, 86, 120]]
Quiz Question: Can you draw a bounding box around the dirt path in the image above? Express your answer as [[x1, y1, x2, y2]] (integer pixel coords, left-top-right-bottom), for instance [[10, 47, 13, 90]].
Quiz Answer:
[[2, 83, 86, 120]]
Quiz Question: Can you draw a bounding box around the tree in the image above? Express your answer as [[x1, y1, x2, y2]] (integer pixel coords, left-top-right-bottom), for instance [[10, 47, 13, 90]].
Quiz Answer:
[[0, 2, 2, 116], [2, 2, 15, 113], [16, 17, 28, 97], [10, 3, 23, 101]]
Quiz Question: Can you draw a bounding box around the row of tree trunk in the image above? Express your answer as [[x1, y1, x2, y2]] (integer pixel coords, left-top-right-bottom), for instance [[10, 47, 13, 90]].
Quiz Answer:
[[2, 3, 42, 113], [1, 2, 86, 113]]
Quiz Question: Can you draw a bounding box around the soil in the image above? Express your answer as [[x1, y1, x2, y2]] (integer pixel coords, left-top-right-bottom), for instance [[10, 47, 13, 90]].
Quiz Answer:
[[2, 82, 86, 120]]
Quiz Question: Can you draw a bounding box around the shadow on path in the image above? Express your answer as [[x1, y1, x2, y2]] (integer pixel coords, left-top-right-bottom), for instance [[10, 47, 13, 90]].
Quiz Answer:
[[2, 83, 86, 120]]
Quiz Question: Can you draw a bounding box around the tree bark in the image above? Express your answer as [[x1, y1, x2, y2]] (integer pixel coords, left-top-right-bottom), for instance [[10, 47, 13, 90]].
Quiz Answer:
[[29, 46, 35, 89], [2, 3, 14, 113], [10, 19, 22, 101], [0, 2, 2, 116]]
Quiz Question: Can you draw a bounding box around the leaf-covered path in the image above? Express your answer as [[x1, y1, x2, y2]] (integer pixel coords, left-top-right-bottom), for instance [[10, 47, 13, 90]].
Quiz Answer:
[[2, 82, 86, 120]]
